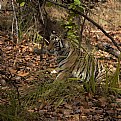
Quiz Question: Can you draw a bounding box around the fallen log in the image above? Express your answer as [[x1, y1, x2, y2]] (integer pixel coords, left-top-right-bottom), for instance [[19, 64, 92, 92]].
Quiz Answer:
[[96, 42, 120, 58]]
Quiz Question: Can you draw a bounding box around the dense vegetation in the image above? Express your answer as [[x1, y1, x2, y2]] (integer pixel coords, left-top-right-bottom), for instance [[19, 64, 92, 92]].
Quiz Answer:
[[0, 0, 121, 120]]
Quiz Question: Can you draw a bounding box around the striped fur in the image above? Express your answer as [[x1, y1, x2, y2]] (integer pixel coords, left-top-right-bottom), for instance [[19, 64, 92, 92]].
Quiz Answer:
[[48, 32, 105, 81]]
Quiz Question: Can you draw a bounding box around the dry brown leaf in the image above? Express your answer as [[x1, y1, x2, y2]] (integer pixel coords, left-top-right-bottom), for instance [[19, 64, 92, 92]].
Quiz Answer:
[[0, 40, 3, 45], [0, 79, 6, 86], [63, 109, 73, 115], [98, 97, 107, 107], [27, 109, 34, 113], [116, 99, 121, 103], [17, 71, 29, 77], [80, 115, 87, 121], [9, 67, 17, 74], [26, 76, 35, 81]]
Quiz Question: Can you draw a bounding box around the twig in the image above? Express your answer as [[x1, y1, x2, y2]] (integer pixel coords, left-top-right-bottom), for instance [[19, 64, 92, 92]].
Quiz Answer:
[[79, 10, 88, 48], [11, 0, 18, 43], [47, 0, 121, 52], [38, 0, 51, 61]]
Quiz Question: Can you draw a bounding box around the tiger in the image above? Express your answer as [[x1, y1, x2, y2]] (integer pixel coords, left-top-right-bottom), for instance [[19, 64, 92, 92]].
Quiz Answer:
[[47, 31, 105, 82]]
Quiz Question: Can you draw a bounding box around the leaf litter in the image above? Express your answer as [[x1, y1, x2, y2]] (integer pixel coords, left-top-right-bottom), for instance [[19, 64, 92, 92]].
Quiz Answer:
[[0, 31, 121, 121]]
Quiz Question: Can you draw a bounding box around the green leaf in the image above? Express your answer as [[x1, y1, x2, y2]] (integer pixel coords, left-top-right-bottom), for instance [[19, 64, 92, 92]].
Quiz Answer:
[[20, 2, 25, 7], [74, 0, 81, 6], [69, 3, 76, 9], [65, 25, 72, 29], [46, 2, 53, 7], [69, 4, 74, 9], [55, 98, 64, 108], [79, 6, 84, 12]]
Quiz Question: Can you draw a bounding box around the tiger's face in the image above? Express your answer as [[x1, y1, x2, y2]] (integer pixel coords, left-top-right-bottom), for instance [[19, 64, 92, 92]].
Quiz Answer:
[[47, 31, 69, 55]]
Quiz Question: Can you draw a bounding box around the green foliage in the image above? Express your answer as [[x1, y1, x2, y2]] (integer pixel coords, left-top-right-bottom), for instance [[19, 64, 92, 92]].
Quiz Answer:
[[83, 53, 96, 93], [63, 16, 79, 47], [110, 58, 120, 87], [103, 56, 121, 94], [0, 86, 47, 121], [62, 0, 85, 47], [105, 65, 110, 93], [17, 4, 38, 41], [1, 1, 121, 121], [41, 79, 84, 107], [46, 2, 53, 7], [33, 32, 43, 44], [16, 0, 25, 3], [0, 89, 22, 121], [69, 0, 84, 11], [62, 7, 99, 93], [108, 57, 120, 93], [20, 2, 25, 7], [16, 0, 26, 7], [74, 0, 81, 6]]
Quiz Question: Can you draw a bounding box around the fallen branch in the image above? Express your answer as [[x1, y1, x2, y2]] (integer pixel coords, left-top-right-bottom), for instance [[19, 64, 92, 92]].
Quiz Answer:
[[96, 42, 120, 58], [47, 0, 121, 52]]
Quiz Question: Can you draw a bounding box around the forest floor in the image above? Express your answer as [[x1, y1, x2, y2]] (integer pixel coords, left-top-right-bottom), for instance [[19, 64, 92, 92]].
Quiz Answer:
[[0, 29, 121, 121], [0, 0, 121, 120]]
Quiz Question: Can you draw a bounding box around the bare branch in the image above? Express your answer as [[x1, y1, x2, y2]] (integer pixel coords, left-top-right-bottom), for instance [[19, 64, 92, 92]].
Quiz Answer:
[[47, 0, 121, 52], [96, 42, 120, 58], [11, 0, 18, 43]]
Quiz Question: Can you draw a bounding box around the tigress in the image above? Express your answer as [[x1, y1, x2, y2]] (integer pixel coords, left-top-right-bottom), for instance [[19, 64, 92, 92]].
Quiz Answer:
[[47, 31, 105, 82]]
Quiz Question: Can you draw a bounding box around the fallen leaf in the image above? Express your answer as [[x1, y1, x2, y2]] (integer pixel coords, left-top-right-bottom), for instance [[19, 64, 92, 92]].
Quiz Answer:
[[98, 97, 107, 107], [17, 71, 29, 77], [9, 67, 17, 74]]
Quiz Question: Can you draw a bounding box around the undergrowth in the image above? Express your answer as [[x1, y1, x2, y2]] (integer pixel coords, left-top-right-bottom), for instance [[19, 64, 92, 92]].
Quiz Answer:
[[0, 0, 121, 121], [0, 61, 121, 121]]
